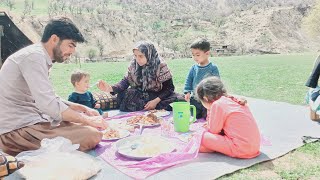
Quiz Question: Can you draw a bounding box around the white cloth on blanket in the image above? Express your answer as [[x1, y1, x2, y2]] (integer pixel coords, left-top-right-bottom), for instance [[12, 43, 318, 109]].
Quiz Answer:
[[16, 137, 101, 180]]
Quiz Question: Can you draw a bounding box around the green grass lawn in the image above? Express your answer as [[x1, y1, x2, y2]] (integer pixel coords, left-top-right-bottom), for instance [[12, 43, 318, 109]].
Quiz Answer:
[[50, 53, 320, 179], [51, 53, 315, 105]]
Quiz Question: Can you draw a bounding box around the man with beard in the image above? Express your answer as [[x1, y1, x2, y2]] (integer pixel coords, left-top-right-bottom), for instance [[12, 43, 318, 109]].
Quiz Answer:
[[0, 17, 107, 160]]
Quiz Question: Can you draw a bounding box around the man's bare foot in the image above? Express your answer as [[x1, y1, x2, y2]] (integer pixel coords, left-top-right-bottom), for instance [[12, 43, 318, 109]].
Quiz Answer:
[[0, 151, 24, 178]]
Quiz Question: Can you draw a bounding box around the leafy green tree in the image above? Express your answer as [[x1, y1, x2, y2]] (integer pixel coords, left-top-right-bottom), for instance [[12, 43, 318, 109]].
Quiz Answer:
[[22, 0, 32, 19], [88, 49, 97, 61], [5, 0, 15, 10]]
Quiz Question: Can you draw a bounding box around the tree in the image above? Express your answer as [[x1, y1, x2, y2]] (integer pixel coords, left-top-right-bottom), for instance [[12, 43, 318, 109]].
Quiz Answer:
[[22, 0, 32, 19], [48, 0, 58, 17], [97, 39, 104, 59], [87, 49, 97, 61], [302, 0, 320, 37], [5, 0, 15, 10], [74, 52, 81, 68], [237, 42, 247, 55], [169, 41, 179, 54]]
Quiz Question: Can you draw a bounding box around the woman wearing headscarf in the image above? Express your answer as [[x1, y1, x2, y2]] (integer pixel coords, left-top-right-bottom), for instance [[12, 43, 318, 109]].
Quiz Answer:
[[98, 41, 179, 112]]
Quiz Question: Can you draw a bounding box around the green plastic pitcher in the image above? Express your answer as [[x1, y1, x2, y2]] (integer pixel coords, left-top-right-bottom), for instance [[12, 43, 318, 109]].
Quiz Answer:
[[172, 102, 196, 132]]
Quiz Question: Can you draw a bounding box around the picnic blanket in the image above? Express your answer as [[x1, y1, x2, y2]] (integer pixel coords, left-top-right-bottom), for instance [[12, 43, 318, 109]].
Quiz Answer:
[[95, 116, 205, 179], [88, 97, 320, 180], [6, 97, 320, 180]]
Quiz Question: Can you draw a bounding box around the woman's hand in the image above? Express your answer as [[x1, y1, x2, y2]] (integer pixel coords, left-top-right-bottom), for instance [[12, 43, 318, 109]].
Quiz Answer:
[[97, 80, 113, 92], [83, 115, 108, 130], [144, 97, 161, 110]]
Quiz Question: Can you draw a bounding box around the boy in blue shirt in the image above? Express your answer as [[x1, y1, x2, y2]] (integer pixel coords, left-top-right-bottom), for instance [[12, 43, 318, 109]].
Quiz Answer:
[[184, 38, 220, 118], [68, 70, 108, 118]]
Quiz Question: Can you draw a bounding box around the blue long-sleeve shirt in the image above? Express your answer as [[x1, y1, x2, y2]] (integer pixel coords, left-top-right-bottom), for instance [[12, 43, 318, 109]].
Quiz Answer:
[[184, 62, 220, 94], [68, 91, 104, 115]]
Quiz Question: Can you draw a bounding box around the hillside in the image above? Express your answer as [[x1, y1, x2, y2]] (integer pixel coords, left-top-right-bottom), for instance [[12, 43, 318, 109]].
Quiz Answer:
[[1, 0, 319, 60]]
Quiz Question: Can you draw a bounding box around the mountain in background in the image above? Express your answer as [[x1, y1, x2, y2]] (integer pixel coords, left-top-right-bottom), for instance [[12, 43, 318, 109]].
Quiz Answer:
[[1, 0, 319, 60]]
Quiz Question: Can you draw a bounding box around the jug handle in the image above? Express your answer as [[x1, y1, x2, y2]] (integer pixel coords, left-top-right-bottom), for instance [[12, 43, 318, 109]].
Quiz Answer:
[[190, 105, 197, 124]]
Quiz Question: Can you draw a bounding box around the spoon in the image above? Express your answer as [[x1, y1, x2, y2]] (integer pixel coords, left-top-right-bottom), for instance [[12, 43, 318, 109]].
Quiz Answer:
[[130, 124, 144, 150], [131, 143, 139, 150], [138, 123, 144, 135], [90, 82, 99, 88]]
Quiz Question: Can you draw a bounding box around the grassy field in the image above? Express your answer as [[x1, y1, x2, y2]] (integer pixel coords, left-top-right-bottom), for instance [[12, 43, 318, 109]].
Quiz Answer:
[[49, 53, 320, 179], [51, 53, 314, 104]]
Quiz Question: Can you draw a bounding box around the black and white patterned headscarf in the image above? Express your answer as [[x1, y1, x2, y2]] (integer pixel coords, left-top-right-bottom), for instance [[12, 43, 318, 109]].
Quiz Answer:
[[127, 41, 172, 91]]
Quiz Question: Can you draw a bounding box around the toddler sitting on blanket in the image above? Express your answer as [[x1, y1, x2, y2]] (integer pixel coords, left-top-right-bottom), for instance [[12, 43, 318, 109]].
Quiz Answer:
[[68, 70, 108, 118], [195, 77, 260, 158]]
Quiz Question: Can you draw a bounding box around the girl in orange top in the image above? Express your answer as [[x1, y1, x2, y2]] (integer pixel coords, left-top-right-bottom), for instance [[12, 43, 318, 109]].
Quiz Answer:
[[196, 77, 260, 158]]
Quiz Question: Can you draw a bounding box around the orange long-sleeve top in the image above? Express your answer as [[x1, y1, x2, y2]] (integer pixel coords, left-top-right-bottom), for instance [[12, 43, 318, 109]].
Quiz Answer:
[[202, 96, 260, 158]]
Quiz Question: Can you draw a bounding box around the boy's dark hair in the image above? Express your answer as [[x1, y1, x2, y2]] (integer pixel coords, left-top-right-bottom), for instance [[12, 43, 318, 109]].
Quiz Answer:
[[71, 70, 90, 86], [196, 76, 226, 102], [190, 38, 210, 52], [41, 17, 85, 43]]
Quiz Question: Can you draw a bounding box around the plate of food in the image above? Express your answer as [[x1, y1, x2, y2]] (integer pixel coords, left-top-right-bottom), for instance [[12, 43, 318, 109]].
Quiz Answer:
[[116, 135, 175, 160], [144, 109, 170, 117], [101, 128, 130, 141], [126, 113, 161, 127]]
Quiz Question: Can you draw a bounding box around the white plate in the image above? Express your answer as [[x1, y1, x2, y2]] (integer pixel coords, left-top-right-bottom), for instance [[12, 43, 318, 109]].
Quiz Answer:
[[137, 122, 161, 128], [127, 122, 161, 128], [101, 129, 130, 141], [126, 116, 162, 127], [144, 110, 171, 117], [116, 135, 175, 160]]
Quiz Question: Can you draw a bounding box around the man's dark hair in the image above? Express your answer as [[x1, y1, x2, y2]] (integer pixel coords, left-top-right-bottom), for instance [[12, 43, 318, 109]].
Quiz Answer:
[[41, 17, 85, 43], [190, 38, 210, 52]]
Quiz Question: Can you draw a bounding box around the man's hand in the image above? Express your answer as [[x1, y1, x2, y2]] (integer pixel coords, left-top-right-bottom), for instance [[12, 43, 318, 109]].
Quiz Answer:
[[83, 115, 108, 130], [69, 103, 87, 112], [84, 108, 100, 116], [185, 93, 191, 102], [144, 97, 161, 110], [69, 103, 99, 116]]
